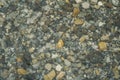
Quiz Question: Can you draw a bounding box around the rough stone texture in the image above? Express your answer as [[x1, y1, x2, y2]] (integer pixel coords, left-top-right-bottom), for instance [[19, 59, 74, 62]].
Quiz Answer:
[[0, 0, 120, 80]]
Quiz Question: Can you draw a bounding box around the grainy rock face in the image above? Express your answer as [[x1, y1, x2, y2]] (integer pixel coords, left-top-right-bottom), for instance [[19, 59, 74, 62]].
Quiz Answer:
[[0, 0, 120, 80]]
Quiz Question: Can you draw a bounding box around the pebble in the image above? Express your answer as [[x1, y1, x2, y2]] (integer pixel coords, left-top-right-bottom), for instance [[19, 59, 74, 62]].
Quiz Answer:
[[17, 68, 28, 75], [26, 34, 35, 39], [82, 2, 90, 9], [98, 1, 103, 6], [98, 42, 107, 51], [67, 56, 75, 62], [45, 63, 52, 71], [105, 2, 113, 8], [56, 71, 65, 80], [52, 54, 59, 58], [16, 57, 22, 62], [113, 66, 119, 79], [38, 53, 45, 59], [101, 34, 110, 40], [90, 0, 98, 4], [64, 59, 71, 66], [44, 70, 56, 80], [75, 0, 82, 4], [106, 56, 111, 63], [65, 0, 70, 4], [111, 0, 119, 6], [32, 62, 40, 69], [95, 69, 100, 75], [55, 64, 62, 71], [0, 13, 5, 27], [98, 22, 105, 27], [72, 7, 80, 17], [79, 35, 89, 43], [56, 39, 64, 48], [1, 70, 9, 78], [29, 47, 35, 53], [74, 18, 84, 25], [118, 65, 120, 70]]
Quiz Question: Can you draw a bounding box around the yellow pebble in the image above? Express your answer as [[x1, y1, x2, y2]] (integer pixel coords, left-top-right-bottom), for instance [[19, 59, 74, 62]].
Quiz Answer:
[[17, 68, 28, 75], [98, 42, 107, 50], [72, 8, 80, 17], [74, 19, 84, 25], [56, 39, 64, 48]]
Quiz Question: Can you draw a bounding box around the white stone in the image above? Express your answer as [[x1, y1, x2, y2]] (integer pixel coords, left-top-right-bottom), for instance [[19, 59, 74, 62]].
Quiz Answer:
[[45, 63, 52, 70], [82, 2, 90, 9], [106, 56, 111, 63], [29, 47, 35, 53], [98, 22, 105, 27], [118, 65, 120, 70], [56, 64, 62, 71], [52, 54, 59, 58], [98, 1, 103, 6], [75, 0, 82, 4], [112, 0, 119, 6]]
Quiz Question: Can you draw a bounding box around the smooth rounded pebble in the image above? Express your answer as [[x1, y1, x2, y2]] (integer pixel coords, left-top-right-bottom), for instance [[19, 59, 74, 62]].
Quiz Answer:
[[82, 2, 90, 9], [112, 0, 119, 6]]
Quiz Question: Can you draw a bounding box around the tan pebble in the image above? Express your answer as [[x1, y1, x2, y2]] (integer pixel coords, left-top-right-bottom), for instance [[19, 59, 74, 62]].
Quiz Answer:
[[1, 70, 9, 78], [105, 3, 113, 8], [44, 75, 49, 80], [79, 35, 88, 43], [72, 8, 80, 17], [98, 42, 107, 51], [29, 47, 35, 53], [113, 66, 119, 79], [66, 0, 70, 4], [39, 53, 45, 59], [95, 69, 100, 75], [61, 57, 65, 61], [56, 71, 65, 80], [0, 2, 4, 6], [17, 68, 28, 75], [67, 56, 75, 62], [16, 57, 22, 62], [94, 5, 100, 9], [44, 70, 56, 80], [56, 39, 64, 48], [101, 34, 109, 40], [74, 19, 84, 25], [32, 59, 38, 64]]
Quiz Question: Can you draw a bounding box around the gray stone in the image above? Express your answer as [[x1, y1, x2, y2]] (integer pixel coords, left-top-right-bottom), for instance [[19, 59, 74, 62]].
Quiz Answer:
[[91, 0, 98, 4], [64, 59, 71, 66]]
